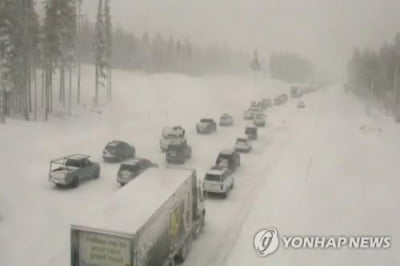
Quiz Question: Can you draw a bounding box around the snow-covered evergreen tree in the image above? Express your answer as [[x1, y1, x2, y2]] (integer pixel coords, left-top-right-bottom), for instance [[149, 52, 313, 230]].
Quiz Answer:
[[94, 0, 106, 106], [104, 0, 112, 102]]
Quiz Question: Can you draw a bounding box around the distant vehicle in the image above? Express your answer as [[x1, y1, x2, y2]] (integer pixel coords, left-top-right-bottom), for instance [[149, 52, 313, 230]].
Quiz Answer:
[[297, 101, 306, 108], [196, 118, 217, 134], [253, 113, 266, 127], [203, 166, 235, 198], [243, 109, 254, 120], [244, 106, 263, 120], [160, 126, 186, 152], [71, 168, 206, 266], [251, 101, 258, 107], [102, 140, 135, 162], [261, 98, 272, 109], [215, 149, 241, 172], [290, 86, 302, 98], [49, 155, 100, 188], [274, 96, 282, 105], [117, 158, 158, 186], [166, 143, 192, 164], [245, 126, 258, 140], [235, 137, 252, 153], [280, 94, 288, 102], [219, 113, 234, 126]]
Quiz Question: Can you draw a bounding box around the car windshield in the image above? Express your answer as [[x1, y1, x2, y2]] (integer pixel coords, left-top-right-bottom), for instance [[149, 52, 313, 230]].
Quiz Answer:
[[237, 139, 247, 144], [217, 158, 229, 167], [105, 143, 120, 152], [65, 159, 82, 168], [119, 164, 140, 172], [205, 174, 222, 181], [200, 119, 211, 123], [167, 149, 179, 156]]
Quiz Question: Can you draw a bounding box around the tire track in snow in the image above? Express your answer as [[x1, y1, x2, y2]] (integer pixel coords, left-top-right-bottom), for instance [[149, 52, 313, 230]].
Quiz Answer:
[[186, 103, 308, 266]]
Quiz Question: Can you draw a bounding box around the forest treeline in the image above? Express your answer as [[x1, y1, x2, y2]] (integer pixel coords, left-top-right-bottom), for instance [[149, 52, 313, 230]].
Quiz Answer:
[[79, 20, 248, 75], [346, 32, 400, 118], [0, 0, 248, 123]]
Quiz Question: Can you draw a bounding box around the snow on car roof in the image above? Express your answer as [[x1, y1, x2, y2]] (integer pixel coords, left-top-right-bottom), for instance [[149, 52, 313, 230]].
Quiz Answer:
[[72, 168, 192, 235], [121, 158, 144, 165], [220, 148, 235, 155], [107, 140, 122, 146], [207, 168, 226, 175]]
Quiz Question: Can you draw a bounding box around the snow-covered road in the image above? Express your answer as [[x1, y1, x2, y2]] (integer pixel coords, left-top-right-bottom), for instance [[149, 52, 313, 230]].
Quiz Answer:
[[0, 68, 399, 266]]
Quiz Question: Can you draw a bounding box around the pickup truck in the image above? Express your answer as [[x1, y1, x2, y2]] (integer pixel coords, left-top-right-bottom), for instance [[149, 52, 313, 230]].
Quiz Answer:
[[196, 118, 217, 134], [49, 155, 100, 188], [70, 167, 206, 266]]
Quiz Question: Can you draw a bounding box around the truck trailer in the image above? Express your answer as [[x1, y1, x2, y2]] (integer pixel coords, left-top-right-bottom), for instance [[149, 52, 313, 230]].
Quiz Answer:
[[70, 167, 206, 266]]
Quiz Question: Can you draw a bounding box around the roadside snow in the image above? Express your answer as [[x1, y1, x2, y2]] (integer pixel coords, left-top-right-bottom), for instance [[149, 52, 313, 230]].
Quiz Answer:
[[1, 66, 398, 266]]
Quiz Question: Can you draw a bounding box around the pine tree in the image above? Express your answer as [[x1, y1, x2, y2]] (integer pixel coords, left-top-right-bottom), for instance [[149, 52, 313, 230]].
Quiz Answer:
[[104, 0, 112, 102], [94, 0, 106, 106]]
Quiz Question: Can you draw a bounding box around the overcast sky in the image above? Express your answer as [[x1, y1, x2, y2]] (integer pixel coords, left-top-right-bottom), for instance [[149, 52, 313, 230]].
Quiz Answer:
[[82, 0, 400, 76]]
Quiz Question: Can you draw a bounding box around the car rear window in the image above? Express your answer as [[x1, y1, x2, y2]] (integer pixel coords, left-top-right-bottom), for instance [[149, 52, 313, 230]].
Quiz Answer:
[[205, 174, 222, 182], [119, 164, 140, 172], [65, 159, 82, 168]]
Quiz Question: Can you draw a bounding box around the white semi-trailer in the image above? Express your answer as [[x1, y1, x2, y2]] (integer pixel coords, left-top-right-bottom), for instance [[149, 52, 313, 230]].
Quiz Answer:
[[70, 167, 206, 266]]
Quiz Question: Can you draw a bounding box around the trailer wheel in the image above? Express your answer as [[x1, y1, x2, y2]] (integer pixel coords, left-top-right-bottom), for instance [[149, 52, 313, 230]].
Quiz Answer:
[[176, 236, 192, 263]]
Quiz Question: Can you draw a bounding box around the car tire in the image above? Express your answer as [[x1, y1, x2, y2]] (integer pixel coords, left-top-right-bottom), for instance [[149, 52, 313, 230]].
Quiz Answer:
[[71, 177, 79, 188], [94, 168, 100, 179]]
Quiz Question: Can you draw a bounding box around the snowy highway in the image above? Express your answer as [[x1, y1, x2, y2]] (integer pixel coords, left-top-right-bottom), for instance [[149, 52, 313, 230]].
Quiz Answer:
[[0, 69, 399, 266]]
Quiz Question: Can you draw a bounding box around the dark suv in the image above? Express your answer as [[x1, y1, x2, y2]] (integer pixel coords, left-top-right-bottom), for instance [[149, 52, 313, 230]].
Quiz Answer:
[[117, 158, 158, 185], [215, 149, 240, 172], [102, 140, 135, 162]]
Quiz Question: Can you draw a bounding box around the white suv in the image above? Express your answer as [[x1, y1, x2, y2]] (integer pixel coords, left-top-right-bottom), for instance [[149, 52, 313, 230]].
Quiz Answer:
[[203, 166, 235, 198]]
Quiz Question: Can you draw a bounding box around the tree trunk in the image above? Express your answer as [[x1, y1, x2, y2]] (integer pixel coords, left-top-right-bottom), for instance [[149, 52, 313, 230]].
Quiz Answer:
[[41, 67, 45, 108], [60, 67, 66, 107], [68, 67, 72, 115], [108, 66, 112, 102], [95, 65, 99, 106], [34, 67, 37, 120]]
